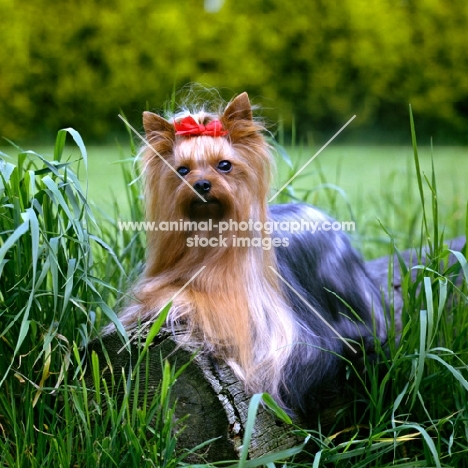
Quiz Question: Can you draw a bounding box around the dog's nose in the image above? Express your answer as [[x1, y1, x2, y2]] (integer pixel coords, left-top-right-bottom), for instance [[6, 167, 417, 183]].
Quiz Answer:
[[193, 179, 211, 194]]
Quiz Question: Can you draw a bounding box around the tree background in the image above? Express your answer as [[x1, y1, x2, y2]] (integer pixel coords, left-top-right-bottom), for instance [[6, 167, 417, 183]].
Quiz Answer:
[[1, 0, 467, 144]]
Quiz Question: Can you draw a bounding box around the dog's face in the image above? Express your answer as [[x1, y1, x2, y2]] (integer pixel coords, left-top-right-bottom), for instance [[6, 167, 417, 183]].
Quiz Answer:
[[171, 134, 243, 221], [142, 93, 273, 223]]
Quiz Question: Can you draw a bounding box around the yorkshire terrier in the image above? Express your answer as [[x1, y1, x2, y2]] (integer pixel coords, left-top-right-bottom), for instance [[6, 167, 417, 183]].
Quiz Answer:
[[108, 92, 387, 417]]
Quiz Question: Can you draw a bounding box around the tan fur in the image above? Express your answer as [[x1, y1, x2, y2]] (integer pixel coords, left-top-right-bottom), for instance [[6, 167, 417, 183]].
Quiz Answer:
[[109, 93, 298, 400]]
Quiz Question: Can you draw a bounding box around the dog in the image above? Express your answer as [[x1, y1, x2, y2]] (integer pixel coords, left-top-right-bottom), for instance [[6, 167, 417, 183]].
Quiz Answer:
[[106, 91, 387, 417]]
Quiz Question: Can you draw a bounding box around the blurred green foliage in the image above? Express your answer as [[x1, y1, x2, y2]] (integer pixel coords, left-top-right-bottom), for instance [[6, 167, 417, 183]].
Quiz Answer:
[[1, 0, 468, 143]]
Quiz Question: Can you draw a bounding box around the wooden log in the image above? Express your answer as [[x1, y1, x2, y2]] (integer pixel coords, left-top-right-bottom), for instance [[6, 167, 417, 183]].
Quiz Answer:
[[87, 331, 303, 463], [86, 237, 466, 462]]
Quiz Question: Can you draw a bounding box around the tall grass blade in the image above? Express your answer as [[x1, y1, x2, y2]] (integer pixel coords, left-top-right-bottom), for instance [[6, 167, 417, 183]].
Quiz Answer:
[[409, 104, 429, 246], [423, 277, 434, 346], [412, 309, 427, 408], [426, 352, 468, 391], [261, 392, 293, 425], [449, 250, 468, 283], [238, 393, 263, 467], [0, 214, 29, 263], [133, 302, 171, 374], [403, 424, 442, 468]]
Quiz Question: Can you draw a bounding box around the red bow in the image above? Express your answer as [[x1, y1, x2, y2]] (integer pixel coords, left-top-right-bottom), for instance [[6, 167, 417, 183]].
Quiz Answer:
[[174, 116, 228, 137]]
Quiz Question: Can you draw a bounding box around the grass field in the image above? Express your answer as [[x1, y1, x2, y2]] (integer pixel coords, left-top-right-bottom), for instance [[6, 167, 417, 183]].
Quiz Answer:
[[1, 129, 468, 466], [3, 141, 466, 257]]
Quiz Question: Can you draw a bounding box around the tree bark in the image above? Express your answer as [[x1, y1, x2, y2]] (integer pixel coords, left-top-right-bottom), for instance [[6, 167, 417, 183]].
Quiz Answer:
[[86, 237, 466, 463], [87, 331, 302, 463]]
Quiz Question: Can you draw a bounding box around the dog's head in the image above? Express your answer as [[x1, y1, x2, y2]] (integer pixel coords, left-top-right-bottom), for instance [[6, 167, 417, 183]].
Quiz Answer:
[[142, 93, 272, 223]]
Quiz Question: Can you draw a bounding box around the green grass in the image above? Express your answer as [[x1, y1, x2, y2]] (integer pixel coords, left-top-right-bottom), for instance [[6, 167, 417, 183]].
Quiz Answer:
[[1, 118, 468, 466], [274, 144, 468, 259], [2, 143, 466, 258], [0, 144, 132, 218]]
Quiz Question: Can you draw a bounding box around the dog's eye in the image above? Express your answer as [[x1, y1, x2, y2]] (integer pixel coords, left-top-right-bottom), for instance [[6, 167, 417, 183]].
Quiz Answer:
[[177, 166, 190, 176], [217, 160, 232, 173]]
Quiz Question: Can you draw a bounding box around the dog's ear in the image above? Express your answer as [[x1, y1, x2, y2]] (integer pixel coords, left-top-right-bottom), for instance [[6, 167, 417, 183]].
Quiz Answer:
[[143, 111, 174, 137], [143, 111, 175, 155], [223, 92, 252, 122]]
